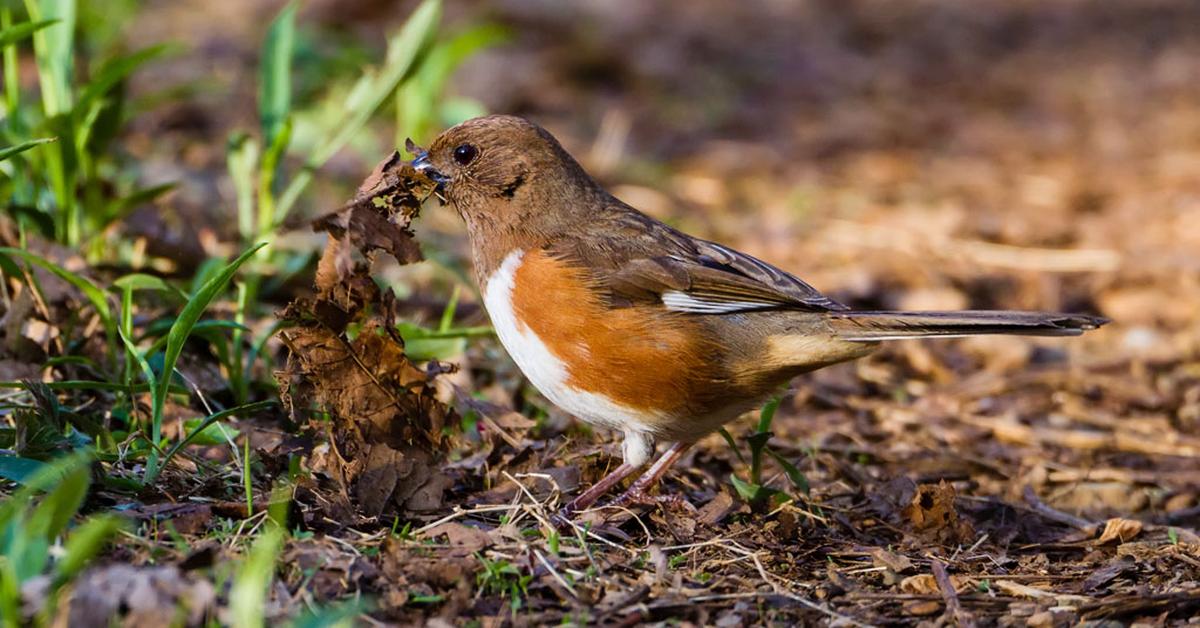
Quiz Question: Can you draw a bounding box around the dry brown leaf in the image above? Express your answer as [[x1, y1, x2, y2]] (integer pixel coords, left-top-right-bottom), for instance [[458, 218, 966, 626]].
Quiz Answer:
[[697, 491, 737, 526], [309, 151, 430, 266], [958, 415, 1200, 458], [991, 580, 1090, 604], [1096, 517, 1143, 544], [423, 522, 494, 554], [991, 580, 1053, 599], [33, 564, 217, 627], [899, 574, 939, 594], [870, 547, 914, 574], [901, 480, 976, 544], [279, 317, 454, 516], [277, 154, 455, 518], [899, 573, 969, 594]]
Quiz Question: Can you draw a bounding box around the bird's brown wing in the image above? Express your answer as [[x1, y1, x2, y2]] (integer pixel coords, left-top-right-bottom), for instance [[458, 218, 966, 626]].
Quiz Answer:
[[555, 205, 848, 313]]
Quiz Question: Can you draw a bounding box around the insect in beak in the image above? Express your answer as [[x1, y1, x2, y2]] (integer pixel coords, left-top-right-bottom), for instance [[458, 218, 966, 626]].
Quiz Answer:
[[408, 141, 449, 203]]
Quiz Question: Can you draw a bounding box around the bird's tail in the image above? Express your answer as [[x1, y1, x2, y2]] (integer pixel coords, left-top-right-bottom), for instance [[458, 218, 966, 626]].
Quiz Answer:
[[827, 310, 1109, 342]]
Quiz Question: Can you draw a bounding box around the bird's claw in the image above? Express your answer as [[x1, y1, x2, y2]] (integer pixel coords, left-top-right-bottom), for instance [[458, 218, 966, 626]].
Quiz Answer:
[[551, 489, 694, 531], [609, 488, 696, 512]]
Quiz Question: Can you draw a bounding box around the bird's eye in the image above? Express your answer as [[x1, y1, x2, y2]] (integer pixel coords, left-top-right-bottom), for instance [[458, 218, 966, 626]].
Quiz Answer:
[[453, 143, 478, 166]]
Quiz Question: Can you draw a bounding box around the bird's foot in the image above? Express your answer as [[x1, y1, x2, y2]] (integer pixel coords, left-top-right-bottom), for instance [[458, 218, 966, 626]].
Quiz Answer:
[[608, 487, 696, 512], [550, 489, 694, 531]]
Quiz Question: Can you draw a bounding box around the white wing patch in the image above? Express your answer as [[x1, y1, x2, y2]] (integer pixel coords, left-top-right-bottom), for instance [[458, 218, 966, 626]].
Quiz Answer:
[[661, 290, 773, 314]]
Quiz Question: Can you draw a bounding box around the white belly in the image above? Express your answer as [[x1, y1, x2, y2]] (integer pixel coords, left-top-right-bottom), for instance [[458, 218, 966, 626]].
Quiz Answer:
[[481, 249, 662, 466]]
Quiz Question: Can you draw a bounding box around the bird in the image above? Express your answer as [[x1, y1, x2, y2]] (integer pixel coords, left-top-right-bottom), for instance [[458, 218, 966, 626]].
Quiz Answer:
[[410, 114, 1107, 518]]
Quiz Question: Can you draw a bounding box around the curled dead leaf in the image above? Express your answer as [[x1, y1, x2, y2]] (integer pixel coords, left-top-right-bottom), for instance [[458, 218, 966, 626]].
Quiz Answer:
[[309, 154, 432, 265], [900, 574, 938, 594], [900, 573, 970, 594], [870, 547, 914, 574], [901, 480, 976, 544], [423, 522, 494, 555], [1096, 517, 1143, 544]]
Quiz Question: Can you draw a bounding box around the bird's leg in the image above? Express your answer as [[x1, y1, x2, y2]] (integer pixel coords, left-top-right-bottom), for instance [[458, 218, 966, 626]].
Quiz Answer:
[[561, 462, 638, 515], [609, 441, 694, 509], [554, 432, 653, 528]]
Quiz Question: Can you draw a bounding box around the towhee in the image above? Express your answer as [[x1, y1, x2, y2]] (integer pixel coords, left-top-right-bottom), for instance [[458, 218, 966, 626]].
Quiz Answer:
[[411, 115, 1107, 517]]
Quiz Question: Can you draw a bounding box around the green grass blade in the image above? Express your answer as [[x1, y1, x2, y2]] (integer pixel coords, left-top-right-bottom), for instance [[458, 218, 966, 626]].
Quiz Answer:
[[227, 132, 260, 242], [0, 18, 58, 48], [0, 380, 178, 393], [0, 247, 115, 350], [316, 0, 440, 165], [756, 396, 781, 434], [0, 449, 91, 529], [729, 475, 767, 504], [139, 319, 251, 358], [112, 272, 182, 297], [259, 1, 296, 145], [396, 322, 468, 361], [765, 448, 810, 496], [76, 44, 170, 111], [0, 455, 48, 484], [230, 524, 284, 627], [2, 9, 23, 121], [31, 460, 89, 540], [121, 283, 137, 387], [716, 428, 747, 467], [242, 437, 253, 515], [117, 325, 158, 440], [158, 400, 275, 474], [257, 116, 292, 242], [0, 137, 55, 162], [52, 514, 122, 584], [117, 314, 157, 389], [23, 0, 75, 116], [438, 285, 460, 332], [143, 242, 266, 483], [275, 0, 441, 222], [396, 23, 506, 143], [231, 281, 249, 404]]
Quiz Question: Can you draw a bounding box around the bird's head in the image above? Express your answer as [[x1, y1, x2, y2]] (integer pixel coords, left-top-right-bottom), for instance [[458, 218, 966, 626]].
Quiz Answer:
[[410, 115, 599, 229]]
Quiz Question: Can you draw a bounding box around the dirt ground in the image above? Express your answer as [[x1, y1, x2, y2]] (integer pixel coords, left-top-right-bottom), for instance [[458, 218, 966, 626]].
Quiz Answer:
[[23, 0, 1200, 625]]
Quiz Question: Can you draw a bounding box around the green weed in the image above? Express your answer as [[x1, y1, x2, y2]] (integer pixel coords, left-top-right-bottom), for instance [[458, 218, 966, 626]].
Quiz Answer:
[[0, 452, 124, 625], [3, 0, 172, 255], [721, 396, 811, 506], [475, 553, 533, 616]]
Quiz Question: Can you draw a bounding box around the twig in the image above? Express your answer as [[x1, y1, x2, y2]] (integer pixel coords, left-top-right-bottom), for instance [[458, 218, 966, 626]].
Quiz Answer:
[[1022, 486, 1097, 531], [533, 549, 578, 599], [712, 540, 874, 628], [452, 384, 524, 449], [932, 559, 976, 628], [413, 505, 518, 535], [596, 584, 650, 620]]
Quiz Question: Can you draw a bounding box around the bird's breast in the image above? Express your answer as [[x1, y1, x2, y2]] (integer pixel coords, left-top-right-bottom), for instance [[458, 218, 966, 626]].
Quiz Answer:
[[482, 248, 729, 439]]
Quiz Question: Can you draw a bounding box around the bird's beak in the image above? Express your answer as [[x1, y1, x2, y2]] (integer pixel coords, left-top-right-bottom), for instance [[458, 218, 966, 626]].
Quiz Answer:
[[411, 149, 449, 190]]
